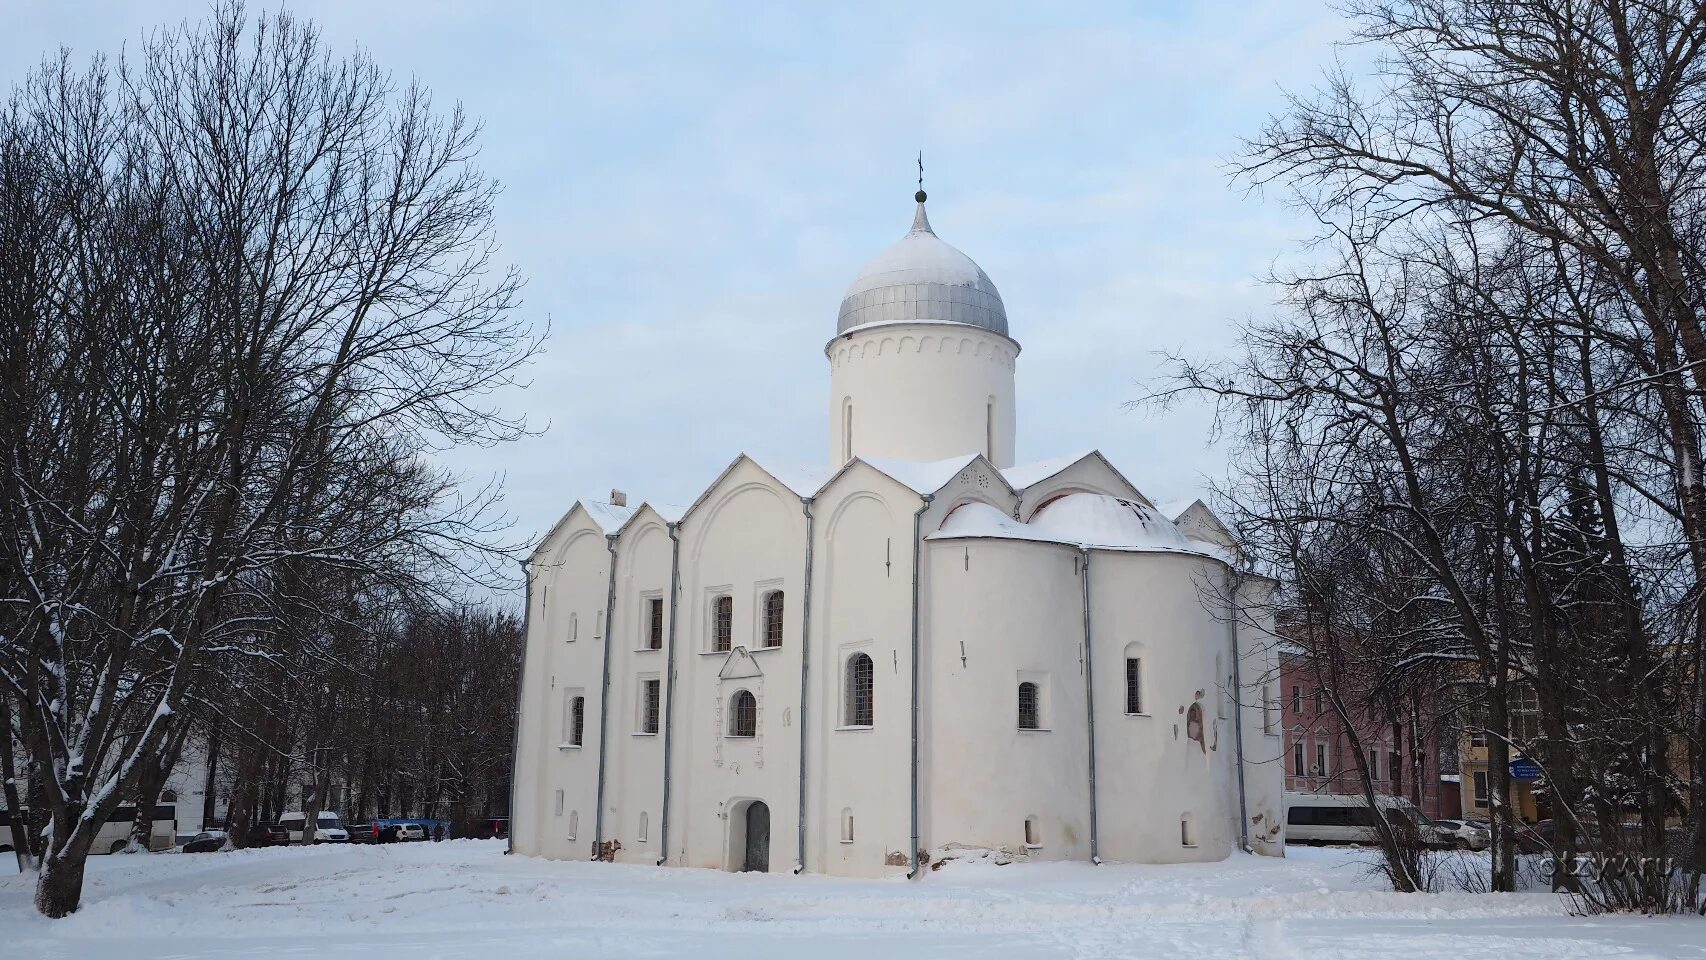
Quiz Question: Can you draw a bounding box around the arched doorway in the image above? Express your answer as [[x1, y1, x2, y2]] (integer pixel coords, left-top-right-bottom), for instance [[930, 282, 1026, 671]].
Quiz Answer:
[[742, 800, 770, 872]]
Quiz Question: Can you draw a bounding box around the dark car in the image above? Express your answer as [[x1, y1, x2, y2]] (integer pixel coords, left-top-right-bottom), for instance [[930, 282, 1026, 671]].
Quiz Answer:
[[244, 822, 290, 848], [182, 830, 229, 853], [1515, 820, 1555, 853], [479, 818, 509, 841]]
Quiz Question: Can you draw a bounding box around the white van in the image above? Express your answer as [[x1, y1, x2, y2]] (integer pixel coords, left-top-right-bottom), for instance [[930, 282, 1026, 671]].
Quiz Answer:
[[1284, 792, 1448, 847], [278, 811, 349, 843]]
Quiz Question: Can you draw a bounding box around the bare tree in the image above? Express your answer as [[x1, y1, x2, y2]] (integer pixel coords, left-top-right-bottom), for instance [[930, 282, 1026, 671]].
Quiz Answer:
[[0, 3, 535, 916]]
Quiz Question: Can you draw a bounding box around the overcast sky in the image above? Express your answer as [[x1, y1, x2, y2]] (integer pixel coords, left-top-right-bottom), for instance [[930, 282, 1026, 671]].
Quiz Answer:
[[10, 0, 1351, 561]]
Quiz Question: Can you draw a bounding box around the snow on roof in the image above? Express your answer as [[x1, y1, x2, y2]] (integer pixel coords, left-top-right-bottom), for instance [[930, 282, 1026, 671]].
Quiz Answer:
[[614, 501, 692, 535], [862, 453, 983, 495], [928, 492, 1238, 564], [1000, 451, 1096, 491], [931, 501, 1063, 545], [582, 500, 638, 533], [1030, 494, 1198, 552], [748, 457, 836, 499]]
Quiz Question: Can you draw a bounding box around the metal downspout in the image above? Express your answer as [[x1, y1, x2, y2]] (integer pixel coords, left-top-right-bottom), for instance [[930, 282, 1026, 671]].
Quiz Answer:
[[656, 523, 682, 865], [794, 498, 816, 874], [1227, 566, 1251, 853], [592, 534, 620, 859], [507, 557, 532, 856], [1080, 547, 1101, 864], [906, 494, 933, 879]]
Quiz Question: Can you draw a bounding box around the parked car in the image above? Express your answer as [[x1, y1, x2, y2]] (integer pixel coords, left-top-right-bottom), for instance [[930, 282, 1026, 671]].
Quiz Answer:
[[351, 818, 435, 843], [1284, 792, 1452, 848], [1515, 820, 1556, 853], [243, 822, 290, 847], [480, 818, 509, 841], [278, 811, 350, 843], [1431, 819, 1491, 850], [181, 830, 229, 853]]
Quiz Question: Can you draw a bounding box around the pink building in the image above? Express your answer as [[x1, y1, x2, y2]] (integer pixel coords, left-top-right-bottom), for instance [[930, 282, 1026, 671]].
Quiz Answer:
[[1278, 649, 1459, 821]]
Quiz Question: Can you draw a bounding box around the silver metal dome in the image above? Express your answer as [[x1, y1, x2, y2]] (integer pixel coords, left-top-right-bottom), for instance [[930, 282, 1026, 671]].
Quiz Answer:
[[836, 198, 1008, 337]]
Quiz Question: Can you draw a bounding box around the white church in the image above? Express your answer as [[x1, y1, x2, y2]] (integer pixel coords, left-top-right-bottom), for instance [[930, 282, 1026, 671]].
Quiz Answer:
[[511, 188, 1285, 876]]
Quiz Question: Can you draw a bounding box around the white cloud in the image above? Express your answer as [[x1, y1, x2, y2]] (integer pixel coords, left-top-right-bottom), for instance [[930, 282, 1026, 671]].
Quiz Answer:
[[4, 0, 1352, 560]]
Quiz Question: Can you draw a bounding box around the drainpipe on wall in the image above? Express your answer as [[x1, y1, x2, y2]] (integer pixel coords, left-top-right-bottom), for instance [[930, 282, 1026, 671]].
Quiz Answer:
[[1226, 565, 1251, 854], [794, 498, 816, 874], [906, 494, 934, 879], [1080, 546, 1101, 865], [656, 522, 682, 866], [592, 534, 620, 860], [507, 556, 532, 856]]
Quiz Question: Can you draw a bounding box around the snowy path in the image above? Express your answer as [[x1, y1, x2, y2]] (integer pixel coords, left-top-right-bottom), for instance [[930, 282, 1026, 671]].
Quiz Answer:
[[2, 841, 1702, 958]]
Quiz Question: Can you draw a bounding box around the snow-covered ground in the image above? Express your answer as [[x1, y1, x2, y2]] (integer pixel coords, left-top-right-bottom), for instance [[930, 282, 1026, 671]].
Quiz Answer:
[[3, 841, 1702, 958]]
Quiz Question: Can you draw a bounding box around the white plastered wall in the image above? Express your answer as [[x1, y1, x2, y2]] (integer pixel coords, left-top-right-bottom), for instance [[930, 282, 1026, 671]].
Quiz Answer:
[[1236, 574, 1285, 854], [670, 460, 808, 871], [1086, 551, 1243, 864], [603, 508, 674, 863], [828, 324, 1017, 468], [923, 535, 1090, 860], [515, 508, 612, 859], [806, 462, 919, 876]]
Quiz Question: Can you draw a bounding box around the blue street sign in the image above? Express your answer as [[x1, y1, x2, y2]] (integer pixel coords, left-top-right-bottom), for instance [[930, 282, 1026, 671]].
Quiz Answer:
[[1509, 758, 1541, 781]]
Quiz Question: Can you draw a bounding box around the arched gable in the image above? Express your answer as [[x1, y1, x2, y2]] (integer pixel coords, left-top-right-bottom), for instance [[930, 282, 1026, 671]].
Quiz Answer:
[[1016, 453, 1146, 521], [683, 478, 800, 564]]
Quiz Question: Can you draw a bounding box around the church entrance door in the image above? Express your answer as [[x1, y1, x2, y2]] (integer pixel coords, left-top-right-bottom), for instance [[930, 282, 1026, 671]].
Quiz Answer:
[[742, 800, 770, 872]]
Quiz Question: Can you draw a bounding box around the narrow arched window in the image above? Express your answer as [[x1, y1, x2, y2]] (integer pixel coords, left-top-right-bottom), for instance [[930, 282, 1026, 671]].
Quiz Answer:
[[1123, 644, 1145, 715], [844, 653, 874, 727], [1017, 682, 1040, 730], [762, 591, 784, 647], [712, 595, 733, 651], [729, 690, 757, 738], [842, 399, 853, 463]]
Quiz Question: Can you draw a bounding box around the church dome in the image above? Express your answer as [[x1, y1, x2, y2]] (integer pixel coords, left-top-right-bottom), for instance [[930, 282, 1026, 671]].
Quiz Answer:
[[836, 193, 1008, 337]]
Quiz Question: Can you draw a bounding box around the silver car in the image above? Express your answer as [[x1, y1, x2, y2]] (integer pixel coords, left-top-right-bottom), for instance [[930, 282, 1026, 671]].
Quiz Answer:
[[1432, 818, 1491, 850]]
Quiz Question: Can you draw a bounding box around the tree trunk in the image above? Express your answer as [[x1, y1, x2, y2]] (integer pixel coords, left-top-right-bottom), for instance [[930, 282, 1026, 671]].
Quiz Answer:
[[34, 844, 91, 918], [1, 694, 33, 871], [202, 722, 221, 831]]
